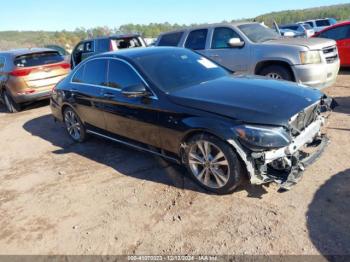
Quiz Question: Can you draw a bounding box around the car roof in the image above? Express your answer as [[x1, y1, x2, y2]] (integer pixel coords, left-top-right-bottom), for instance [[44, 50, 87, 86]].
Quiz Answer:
[[0, 48, 57, 57], [158, 22, 257, 35], [83, 33, 141, 41], [317, 21, 350, 34], [93, 46, 190, 60]]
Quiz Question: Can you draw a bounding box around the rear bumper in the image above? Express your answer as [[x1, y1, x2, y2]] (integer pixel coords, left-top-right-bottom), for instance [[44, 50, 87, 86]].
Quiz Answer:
[[292, 60, 340, 89], [13, 90, 51, 104]]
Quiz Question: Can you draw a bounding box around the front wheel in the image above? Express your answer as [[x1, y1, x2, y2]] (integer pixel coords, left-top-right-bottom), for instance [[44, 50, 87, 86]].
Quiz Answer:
[[63, 107, 86, 142], [259, 65, 293, 81], [184, 134, 245, 195]]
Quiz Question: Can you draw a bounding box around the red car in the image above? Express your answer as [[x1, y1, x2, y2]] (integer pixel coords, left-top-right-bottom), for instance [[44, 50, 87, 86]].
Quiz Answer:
[[314, 21, 350, 67]]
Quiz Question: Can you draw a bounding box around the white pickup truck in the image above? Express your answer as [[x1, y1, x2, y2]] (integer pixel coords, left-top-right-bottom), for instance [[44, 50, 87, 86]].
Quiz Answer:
[[155, 22, 340, 89]]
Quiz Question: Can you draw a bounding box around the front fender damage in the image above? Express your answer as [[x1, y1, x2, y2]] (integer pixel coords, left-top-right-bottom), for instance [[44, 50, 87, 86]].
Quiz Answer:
[[227, 115, 330, 191]]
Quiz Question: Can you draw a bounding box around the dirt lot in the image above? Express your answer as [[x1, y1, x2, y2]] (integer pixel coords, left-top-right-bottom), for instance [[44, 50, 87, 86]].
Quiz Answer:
[[0, 72, 349, 256]]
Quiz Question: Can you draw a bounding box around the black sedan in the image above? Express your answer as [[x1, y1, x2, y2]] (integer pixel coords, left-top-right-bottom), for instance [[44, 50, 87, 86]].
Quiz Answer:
[[51, 47, 332, 194]]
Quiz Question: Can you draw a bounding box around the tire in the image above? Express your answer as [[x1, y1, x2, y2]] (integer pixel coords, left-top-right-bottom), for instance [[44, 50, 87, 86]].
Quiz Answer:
[[2, 90, 21, 113], [259, 65, 293, 81], [184, 133, 245, 195], [63, 107, 87, 143]]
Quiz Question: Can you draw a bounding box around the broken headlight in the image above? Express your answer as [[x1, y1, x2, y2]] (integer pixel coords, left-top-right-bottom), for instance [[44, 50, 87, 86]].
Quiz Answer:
[[233, 125, 292, 151]]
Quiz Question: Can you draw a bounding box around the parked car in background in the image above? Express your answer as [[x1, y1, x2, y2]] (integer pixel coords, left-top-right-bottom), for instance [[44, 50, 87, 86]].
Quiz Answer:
[[71, 34, 147, 68], [0, 48, 70, 112], [51, 47, 334, 193], [155, 22, 340, 89], [298, 18, 337, 33], [45, 45, 71, 56], [279, 23, 315, 38], [314, 21, 350, 67]]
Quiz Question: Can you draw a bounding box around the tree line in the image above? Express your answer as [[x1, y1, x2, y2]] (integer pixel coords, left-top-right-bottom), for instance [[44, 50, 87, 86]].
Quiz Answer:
[[0, 3, 349, 50]]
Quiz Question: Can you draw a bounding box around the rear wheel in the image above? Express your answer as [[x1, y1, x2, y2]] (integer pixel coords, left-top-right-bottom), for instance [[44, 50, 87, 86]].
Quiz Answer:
[[184, 134, 245, 195], [259, 65, 293, 81], [63, 107, 86, 142], [2, 90, 21, 113]]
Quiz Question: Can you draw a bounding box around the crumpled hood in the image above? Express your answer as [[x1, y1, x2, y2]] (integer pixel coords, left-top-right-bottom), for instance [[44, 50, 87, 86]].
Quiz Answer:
[[169, 76, 324, 127], [265, 37, 336, 50]]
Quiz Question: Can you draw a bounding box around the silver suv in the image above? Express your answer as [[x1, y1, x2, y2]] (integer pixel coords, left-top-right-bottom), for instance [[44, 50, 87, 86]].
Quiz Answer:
[[155, 22, 340, 89]]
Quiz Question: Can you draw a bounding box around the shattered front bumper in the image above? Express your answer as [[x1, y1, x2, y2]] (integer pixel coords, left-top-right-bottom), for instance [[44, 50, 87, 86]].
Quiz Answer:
[[228, 116, 329, 191]]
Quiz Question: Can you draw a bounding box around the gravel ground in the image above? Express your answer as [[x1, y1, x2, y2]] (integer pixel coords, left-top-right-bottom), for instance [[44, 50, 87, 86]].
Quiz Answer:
[[0, 72, 349, 256]]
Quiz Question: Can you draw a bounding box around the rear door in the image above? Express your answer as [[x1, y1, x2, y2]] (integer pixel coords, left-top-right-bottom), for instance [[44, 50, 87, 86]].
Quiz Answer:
[[101, 58, 161, 147], [70, 58, 108, 129], [203, 27, 250, 73], [13, 51, 69, 92]]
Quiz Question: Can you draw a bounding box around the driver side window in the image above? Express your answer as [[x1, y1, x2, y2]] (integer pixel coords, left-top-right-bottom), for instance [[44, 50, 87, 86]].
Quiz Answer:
[[212, 27, 241, 49]]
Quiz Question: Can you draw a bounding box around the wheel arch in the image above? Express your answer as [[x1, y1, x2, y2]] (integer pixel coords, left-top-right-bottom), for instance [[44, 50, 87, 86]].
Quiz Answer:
[[254, 60, 295, 81], [180, 129, 252, 183], [61, 103, 79, 122]]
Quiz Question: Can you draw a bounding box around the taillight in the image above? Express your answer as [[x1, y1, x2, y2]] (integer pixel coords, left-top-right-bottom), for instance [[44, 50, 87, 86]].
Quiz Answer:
[[10, 68, 32, 77], [60, 63, 70, 69], [17, 89, 36, 95]]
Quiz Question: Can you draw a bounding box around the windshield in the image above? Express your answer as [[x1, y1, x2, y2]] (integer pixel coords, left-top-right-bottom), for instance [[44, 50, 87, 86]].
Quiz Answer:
[[238, 23, 280, 43], [134, 49, 229, 92], [302, 24, 312, 30]]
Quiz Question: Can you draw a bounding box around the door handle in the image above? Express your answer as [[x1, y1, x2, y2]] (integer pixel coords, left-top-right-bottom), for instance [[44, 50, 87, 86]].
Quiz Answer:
[[209, 54, 219, 58]]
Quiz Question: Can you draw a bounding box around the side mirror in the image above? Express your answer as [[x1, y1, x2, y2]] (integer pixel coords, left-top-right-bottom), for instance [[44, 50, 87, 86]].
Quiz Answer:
[[121, 84, 149, 98], [228, 38, 245, 48]]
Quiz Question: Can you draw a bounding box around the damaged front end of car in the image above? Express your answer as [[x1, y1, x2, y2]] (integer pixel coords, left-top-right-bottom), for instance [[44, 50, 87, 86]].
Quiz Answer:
[[228, 95, 336, 191]]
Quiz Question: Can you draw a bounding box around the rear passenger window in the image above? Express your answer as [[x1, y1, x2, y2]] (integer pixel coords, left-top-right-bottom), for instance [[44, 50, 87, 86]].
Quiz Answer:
[[84, 59, 108, 86], [107, 60, 143, 89], [158, 32, 184, 46], [185, 29, 208, 50], [72, 65, 85, 83], [212, 27, 241, 49]]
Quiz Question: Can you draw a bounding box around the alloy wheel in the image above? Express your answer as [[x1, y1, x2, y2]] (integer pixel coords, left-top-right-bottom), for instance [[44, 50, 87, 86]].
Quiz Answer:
[[266, 72, 282, 80], [188, 140, 230, 189], [64, 110, 82, 141]]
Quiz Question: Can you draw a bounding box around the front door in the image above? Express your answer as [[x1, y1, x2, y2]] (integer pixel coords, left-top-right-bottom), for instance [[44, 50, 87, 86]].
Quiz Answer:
[[101, 59, 161, 148], [202, 27, 250, 73]]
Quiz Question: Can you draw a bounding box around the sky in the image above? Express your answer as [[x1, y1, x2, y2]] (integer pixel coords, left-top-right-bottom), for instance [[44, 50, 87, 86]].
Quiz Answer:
[[0, 0, 349, 31]]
